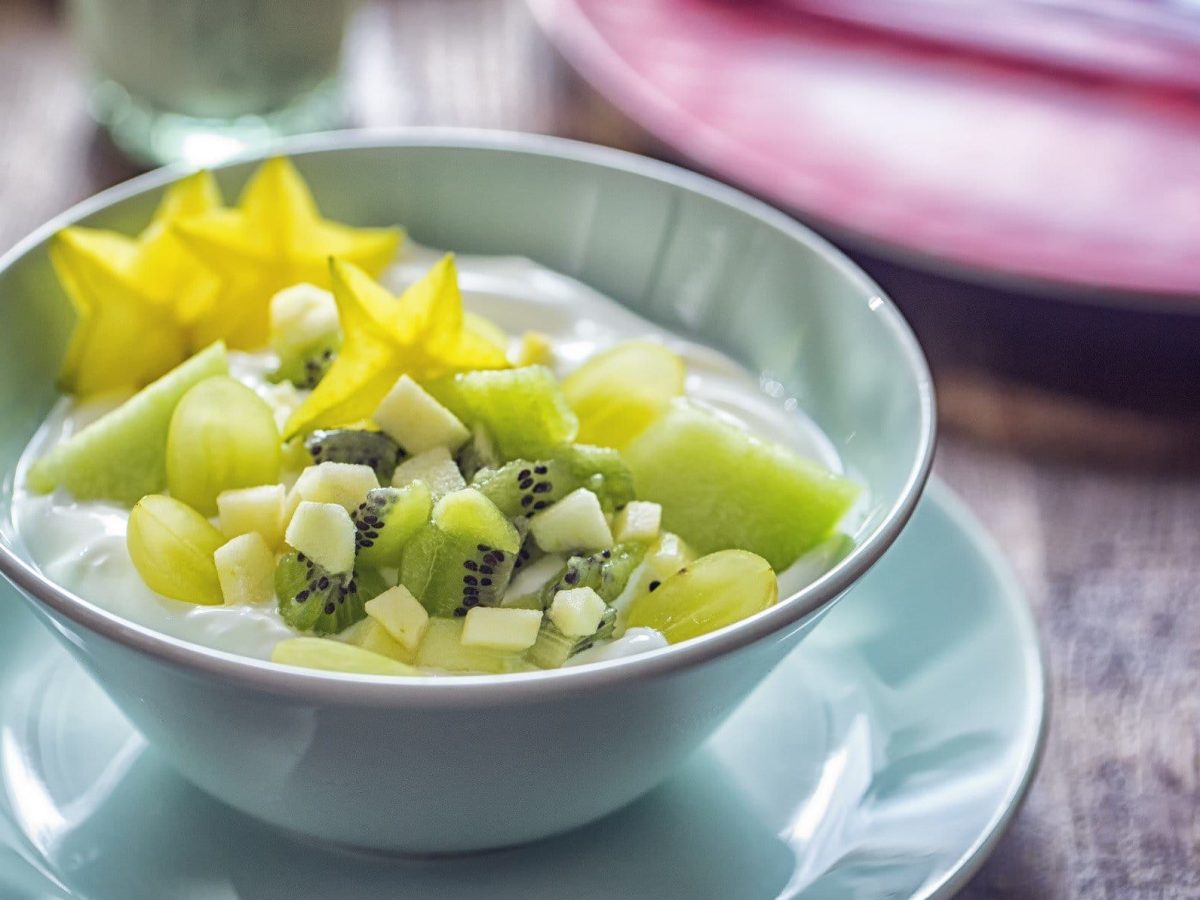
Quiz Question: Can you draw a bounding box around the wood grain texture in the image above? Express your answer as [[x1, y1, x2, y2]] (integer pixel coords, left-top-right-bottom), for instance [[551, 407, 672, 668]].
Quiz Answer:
[[2, 1, 1197, 896]]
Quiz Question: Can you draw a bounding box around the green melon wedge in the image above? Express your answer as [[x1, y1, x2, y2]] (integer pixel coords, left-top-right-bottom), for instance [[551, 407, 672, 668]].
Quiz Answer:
[[27, 342, 228, 505], [624, 401, 860, 571]]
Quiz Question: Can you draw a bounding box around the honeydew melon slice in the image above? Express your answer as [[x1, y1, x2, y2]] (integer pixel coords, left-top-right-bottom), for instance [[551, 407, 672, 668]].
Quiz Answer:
[[27, 341, 228, 505], [624, 400, 860, 571]]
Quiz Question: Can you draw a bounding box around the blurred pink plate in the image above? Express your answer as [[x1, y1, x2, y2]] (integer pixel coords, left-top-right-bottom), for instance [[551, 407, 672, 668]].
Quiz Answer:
[[529, 0, 1200, 306]]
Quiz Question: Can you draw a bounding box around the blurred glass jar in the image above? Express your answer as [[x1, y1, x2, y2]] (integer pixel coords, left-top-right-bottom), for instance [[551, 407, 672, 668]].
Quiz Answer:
[[68, 0, 357, 167]]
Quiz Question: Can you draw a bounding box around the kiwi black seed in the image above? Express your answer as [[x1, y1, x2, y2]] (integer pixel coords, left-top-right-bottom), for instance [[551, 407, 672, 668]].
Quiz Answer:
[[536, 543, 646, 609], [275, 551, 386, 635], [472, 446, 635, 520], [305, 429, 403, 482], [399, 525, 518, 618], [271, 339, 341, 390]]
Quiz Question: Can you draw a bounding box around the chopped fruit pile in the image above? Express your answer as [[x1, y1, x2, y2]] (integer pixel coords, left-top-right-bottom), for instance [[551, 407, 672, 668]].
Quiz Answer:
[[28, 156, 862, 677]]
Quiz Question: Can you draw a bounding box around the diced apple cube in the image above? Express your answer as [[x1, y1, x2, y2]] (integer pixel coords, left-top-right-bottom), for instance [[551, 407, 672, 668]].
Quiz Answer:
[[391, 446, 466, 499], [461, 607, 544, 651], [613, 501, 662, 544], [217, 483, 286, 547], [288, 461, 379, 514], [530, 488, 614, 553], [373, 374, 470, 454], [365, 585, 430, 652], [269, 284, 339, 353], [340, 617, 416, 664], [549, 586, 608, 637], [213, 532, 277, 605], [285, 500, 355, 574]]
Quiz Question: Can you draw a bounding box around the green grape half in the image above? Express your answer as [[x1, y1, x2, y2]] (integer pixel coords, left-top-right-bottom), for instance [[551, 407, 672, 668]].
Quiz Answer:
[[127, 494, 226, 604], [166, 376, 281, 516], [626, 549, 778, 643]]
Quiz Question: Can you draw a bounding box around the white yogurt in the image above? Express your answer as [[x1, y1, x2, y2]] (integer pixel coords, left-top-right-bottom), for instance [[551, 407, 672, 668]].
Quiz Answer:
[[10, 245, 850, 667]]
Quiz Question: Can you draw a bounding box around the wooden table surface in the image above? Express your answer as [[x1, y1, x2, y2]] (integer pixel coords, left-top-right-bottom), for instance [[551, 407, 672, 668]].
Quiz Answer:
[[2, 1, 1197, 897]]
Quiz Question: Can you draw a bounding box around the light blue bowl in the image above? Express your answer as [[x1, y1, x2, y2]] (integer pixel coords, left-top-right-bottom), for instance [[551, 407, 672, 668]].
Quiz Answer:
[[0, 131, 935, 853]]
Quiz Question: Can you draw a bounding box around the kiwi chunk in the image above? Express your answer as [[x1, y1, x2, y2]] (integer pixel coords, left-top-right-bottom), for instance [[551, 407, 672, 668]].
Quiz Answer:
[[456, 427, 500, 482], [536, 544, 645, 609], [400, 527, 518, 619], [352, 483, 432, 568], [425, 365, 578, 460], [306, 429, 403, 483], [273, 340, 339, 389], [511, 519, 544, 574], [526, 607, 616, 669], [276, 551, 387, 635], [399, 489, 520, 618], [472, 444, 634, 519]]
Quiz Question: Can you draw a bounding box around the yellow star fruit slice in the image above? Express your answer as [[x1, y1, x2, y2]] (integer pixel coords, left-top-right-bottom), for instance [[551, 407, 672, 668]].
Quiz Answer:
[[283, 255, 509, 439], [51, 171, 223, 396], [176, 157, 403, 350]]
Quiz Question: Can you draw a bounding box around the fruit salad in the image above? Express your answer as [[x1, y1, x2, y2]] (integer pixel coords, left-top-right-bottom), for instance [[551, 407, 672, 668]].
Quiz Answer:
[[16, 157, 861, 677]]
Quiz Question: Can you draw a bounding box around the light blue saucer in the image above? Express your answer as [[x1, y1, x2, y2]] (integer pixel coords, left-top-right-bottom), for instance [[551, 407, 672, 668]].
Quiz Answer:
[[0, 481, 1045, 900]]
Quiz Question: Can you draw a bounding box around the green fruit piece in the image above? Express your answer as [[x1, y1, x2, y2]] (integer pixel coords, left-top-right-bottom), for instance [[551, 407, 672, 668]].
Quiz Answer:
[[529, 487, 613, 553], [625, 401, 860, 571], [352, 483, 432, 568], [612, 531, 695, 625], [269, 284, 342, 389], [340, 617, 417, 664], [285, 500, 356, 574], [273, 342, 339, 390], [166, 376, 281, 516], [391, 446, 466, 500], [414, 617, 531, 674], [526, 607, 616, 669], [127, 494, 225, 604], [425, 366, 578, 461], [305, 428, 403, 483], [455, 427, 500, 482], [627, 549, 778, 643], [275, 551, 388, 635], [272, 637, 417, 676], [510, 520, 544, 575], [563, 341, 685, 449], [372, 374, 471, 455], [399, 489, 520, 618], [471, 444, 634, 519], [536, 544, 645, 609], [432, 488, 520, 553], [27, 342, 228, 505]]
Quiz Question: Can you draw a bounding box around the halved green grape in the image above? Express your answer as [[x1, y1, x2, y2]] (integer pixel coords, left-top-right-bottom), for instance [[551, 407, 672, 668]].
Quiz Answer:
[[166, 376, 281, 515], [562, 341, 685, 450], [626, 549, 777, 643], [127, 494, 226, 604]]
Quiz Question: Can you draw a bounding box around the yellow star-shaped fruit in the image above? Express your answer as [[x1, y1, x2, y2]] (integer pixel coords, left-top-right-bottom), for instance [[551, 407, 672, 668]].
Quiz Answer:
[[284, 255, 510, 438], [51, 171, 223, 397], [176, 157, 403, 350]]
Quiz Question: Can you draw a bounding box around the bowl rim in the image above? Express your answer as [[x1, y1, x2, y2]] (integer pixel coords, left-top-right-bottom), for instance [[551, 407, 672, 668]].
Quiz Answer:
[[0, 128, 935, 705]]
